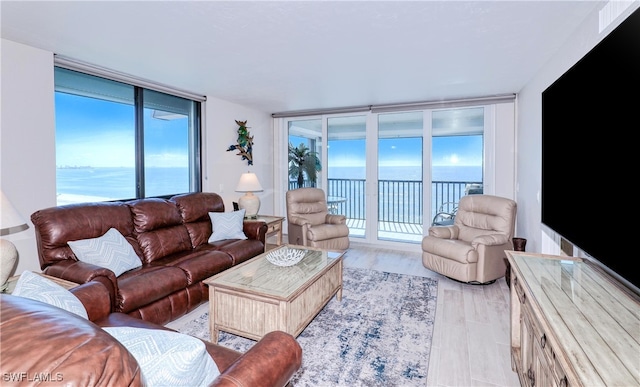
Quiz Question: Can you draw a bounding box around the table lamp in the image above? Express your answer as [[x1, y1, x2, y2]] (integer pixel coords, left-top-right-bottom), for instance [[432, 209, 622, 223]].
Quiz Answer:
[[235, 172, 263, 218], [1, 190, 29, 291]]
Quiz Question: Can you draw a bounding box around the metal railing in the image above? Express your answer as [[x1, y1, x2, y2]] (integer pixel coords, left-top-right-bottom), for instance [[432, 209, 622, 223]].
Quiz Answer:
[[288, 179, 482, 228]]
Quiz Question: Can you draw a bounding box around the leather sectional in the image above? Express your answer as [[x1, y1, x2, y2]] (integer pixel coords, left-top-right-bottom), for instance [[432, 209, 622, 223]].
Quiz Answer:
[[1, 279, 302, 386], [30, 192, 268, 325]]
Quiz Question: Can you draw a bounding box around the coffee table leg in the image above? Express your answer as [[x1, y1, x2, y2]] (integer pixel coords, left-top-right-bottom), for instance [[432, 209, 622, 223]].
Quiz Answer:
[[337, 285, 342, 301]]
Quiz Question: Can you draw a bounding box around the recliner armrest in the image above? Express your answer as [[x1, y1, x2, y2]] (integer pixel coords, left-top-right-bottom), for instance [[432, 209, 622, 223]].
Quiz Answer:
[[288, 216, 312, 226], [428, 225, 459, 239], [471, 233, 509, 248], [70, 280, 113, 322], [212, 331, 302, 387], [242, 220, 268, 244], [43, 260, 118, 310], [325, 214, 346, 224]]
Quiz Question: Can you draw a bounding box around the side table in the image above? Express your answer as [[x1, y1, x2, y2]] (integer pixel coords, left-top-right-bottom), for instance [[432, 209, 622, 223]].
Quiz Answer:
[[255, 215, 285, 251], [3, 272, 78, 294]]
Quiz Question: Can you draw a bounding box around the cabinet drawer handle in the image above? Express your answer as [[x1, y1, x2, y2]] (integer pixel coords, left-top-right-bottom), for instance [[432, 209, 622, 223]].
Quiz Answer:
[[541, 333, 547, 349]]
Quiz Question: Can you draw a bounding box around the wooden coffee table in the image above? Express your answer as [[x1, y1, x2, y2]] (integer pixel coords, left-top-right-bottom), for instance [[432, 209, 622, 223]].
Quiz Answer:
[[204, 245, 344, 343]]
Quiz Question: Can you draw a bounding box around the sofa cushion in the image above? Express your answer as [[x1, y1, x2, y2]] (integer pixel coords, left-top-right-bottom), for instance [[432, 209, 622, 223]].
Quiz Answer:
[[30, 201, 136, 269], [117, 266, 189, 313], [0, 294, 143, 386], [12, 270, 88, 319], [207, 239, 266, 266], [103, 326, 219, 387], [208, 209, 247, 242], [150, 248, 233, 284], [129, 198, 193, 263], [171, 192, 225, 223], [68, 228, 142, 276]]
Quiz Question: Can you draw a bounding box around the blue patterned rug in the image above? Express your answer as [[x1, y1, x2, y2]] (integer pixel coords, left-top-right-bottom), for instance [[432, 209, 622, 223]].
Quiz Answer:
[[178, 267, 438, 386]]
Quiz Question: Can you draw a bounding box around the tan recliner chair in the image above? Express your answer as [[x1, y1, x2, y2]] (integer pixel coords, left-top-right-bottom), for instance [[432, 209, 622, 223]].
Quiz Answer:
[[286, 188, 350, 251], [422, 194, 517, 284]]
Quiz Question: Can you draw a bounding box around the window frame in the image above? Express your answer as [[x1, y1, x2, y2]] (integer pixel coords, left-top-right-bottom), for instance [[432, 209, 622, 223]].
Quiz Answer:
[[53, 62, 203, 204]]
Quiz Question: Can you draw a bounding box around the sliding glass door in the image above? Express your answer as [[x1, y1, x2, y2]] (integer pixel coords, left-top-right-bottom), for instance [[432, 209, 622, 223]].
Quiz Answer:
[[377, 112, 423, 242], [327, 116, 367, 238], [279, 103, 496, 247], [287, 119, 323, 190], [430, 107, 484, 226]]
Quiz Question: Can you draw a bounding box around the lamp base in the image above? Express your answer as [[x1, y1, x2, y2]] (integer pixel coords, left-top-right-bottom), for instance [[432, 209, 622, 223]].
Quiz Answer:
[[238, 192, 260, 218], [1, 238, 18, 291]]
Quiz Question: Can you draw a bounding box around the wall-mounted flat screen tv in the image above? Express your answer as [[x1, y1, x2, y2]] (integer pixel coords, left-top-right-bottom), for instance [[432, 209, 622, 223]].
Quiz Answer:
[[542, 7, 640, 294]]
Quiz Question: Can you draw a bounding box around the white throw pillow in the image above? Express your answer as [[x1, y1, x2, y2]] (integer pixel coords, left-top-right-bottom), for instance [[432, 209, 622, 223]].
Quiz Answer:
[[68, 228, 142, 276], [103, 326, 219, 387], [12, 270, 88, 319], [208, 209, 248, 242]]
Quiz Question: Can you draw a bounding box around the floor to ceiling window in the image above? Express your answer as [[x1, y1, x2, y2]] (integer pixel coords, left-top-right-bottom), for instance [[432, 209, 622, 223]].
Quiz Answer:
[[277, 98, 512, 247], [327, 116, 367, 238], [430, 107, 484, 226], [54, 66, 202, 205], [287, 119, 323, 190], [378, 112, 423, 242]]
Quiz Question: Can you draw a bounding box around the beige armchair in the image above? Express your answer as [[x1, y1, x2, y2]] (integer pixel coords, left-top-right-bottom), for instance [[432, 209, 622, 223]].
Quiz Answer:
[[422, 194, 517, 284], [286, 188, 350, 251]]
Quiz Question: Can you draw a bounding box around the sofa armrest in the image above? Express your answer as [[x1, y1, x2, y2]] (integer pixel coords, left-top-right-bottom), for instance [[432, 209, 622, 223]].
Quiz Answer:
[[471, 233, 509, 248], [242, 220, 268, 244], [428, 225, 459, 239], [70, 280, 113, 322], [95, 314, 302, 387], [212, 331, 302, 387], [44, 260, 118, 310], [325, 214, 346, 225]]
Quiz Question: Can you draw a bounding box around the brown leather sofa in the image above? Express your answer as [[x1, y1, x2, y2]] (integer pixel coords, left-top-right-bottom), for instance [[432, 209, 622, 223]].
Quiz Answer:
[[0, 280, 302, 387], [30, 192, 268, 325]]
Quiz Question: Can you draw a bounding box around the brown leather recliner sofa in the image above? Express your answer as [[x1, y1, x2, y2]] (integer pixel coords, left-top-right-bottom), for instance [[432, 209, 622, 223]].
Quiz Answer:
[[30, 192, 268, 325], [0, 280, 302, 386]]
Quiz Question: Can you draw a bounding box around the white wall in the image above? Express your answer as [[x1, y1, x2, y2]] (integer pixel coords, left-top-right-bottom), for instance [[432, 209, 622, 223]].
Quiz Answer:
[[1, 39, 56, 275], [0, 38, 273, 276], [204, 97, 274, 214], [515, 2, 639, 253]]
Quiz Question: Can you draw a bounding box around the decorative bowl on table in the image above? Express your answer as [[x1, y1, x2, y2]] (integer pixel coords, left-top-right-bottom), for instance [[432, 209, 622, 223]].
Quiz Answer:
[[266, 247, 307, 267]]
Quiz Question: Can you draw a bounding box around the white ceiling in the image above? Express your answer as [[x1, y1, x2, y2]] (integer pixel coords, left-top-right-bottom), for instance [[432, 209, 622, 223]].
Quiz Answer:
[[1, 1, 601, 114]]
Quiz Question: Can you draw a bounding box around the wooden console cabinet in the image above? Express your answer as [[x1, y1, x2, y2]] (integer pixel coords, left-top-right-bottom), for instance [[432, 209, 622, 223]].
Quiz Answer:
[[506, 251, 640, 386]]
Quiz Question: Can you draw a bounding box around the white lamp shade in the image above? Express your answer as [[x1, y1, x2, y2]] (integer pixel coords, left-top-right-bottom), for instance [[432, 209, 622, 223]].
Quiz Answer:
[[1, 190, 28, 236], [235, 172, 263, 192]]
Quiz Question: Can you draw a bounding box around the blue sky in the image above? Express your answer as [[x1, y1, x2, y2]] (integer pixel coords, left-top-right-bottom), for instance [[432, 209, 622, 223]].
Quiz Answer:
[[291, 135, 483, 168], [55, 93, 188, 168], [57, 92, 482, 169]]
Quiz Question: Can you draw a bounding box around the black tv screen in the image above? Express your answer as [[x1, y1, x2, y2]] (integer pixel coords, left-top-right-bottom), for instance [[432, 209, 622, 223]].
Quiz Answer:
[[542, 7, 640, 293]]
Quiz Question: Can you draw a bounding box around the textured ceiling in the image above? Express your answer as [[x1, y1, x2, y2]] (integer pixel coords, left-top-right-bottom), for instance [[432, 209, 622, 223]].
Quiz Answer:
[[1, 1, 601, 114]]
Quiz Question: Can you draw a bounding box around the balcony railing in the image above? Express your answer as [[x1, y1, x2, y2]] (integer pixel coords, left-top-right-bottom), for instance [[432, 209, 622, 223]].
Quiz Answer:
[[288, 179, 482, 239]]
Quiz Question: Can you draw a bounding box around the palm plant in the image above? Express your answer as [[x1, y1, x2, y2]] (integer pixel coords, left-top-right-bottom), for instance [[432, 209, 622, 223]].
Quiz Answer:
[[288, 142, 322, 188]]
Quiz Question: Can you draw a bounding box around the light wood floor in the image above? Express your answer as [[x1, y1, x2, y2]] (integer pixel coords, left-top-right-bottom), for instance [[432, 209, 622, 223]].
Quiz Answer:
[[167, 241, 521, 386], [344, 241, 520, 387]]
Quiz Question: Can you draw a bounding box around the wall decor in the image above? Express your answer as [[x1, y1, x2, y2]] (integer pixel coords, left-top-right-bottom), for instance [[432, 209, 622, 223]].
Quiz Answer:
[[227, 120, 254, 165]]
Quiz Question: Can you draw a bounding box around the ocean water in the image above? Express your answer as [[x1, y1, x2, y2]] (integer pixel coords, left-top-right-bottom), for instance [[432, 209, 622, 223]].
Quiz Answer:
[[57, 166, 481, 218], [56, 167, 189, 202]]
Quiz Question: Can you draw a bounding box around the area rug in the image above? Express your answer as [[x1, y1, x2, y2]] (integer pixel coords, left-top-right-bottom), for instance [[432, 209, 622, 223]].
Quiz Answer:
[[178, 267, 438, 386]]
